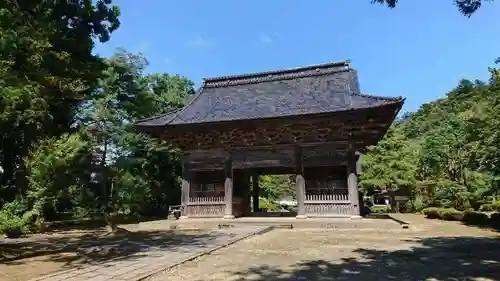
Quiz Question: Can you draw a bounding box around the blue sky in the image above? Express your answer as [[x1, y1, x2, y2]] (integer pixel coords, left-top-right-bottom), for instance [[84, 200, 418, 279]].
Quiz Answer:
[[94, 0, 500, 113]]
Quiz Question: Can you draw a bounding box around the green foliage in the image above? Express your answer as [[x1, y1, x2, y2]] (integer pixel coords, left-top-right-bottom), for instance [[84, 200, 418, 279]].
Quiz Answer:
[[479, 204, 495, 212], [462, 211, 490, 225], [369, 205, 392, 213], [423, 207, 500, 228], [257, 197, 281, 212], [258, 175, 295, 201], [1, 198, 29, 217], [0, 210, 36, 238], [422, 207, 441, 219], [1, 1, 193, 225], [362, 75, 500, 214], [493, 202, 500, 211], [479, 201, 500, 212], [360, 126, 417, 194], [1, 0, 120, 205], [25, 133, 91, 220], [438, 208, 464, 221]]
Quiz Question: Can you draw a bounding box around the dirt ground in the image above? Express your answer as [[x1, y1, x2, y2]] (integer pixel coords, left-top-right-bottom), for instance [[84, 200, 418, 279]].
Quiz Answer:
[[2, 216, 499, 281], [0, 221, 209, 281], [151, 215, 500, 281]]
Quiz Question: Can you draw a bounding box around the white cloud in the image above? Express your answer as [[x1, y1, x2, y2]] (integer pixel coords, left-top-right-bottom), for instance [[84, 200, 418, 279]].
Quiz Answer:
[[188, 34, 215, 48], [259, 34, 273, 44]]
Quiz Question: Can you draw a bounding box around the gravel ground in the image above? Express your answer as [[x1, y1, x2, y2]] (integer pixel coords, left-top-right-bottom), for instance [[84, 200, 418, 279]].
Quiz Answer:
[[150, 216, 500, 281]]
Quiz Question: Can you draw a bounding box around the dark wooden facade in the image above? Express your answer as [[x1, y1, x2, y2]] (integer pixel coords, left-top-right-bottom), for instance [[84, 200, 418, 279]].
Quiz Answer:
[[136, 61, 404, 219]]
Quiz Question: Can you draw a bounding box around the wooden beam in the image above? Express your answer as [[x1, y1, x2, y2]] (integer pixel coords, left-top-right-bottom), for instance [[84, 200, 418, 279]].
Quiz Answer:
[[180, 161, 190, 218], [303, 156, 347, 167], [184, 142, 357, 171]]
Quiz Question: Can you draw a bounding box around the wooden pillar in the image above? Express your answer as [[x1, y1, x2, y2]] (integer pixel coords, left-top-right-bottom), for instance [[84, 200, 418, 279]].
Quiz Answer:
[[356, 151, 363, 175], [180, 161, 190, 219], [295, 147, 307, 219], [252, 173, 260, 212], [347, 149, 361, 219], [224, 157, 234, 219]]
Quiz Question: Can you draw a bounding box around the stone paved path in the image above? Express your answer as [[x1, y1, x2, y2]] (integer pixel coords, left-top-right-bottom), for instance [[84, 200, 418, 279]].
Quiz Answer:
[[30, 226, 270, 281]]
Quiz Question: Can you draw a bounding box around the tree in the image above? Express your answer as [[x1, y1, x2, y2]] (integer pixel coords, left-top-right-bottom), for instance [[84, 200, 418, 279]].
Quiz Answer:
[[79, 50, 195, 226], [259, 175, 295, 200], [0, 0, 120, 202], [371, 0, 493, 17], [25, 133, 92, 221], [360, 126, 417, 195]]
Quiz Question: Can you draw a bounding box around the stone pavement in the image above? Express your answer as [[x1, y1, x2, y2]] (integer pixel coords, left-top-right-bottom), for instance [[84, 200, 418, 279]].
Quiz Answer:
[[30, 226, 271, 281]]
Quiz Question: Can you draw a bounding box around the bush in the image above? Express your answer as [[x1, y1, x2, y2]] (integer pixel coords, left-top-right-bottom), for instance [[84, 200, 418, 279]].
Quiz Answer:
[[410, 197, 426, 213], [479, 204, 494, 212], [492, 202, 500, 212], [0, 211, 35, 238], [369, 205, 391, 214], [462, 211, 489, 225], [438, 208, 464, 221], [422, 207, 440, 219], [2, 199, 29, 216], [258, 197, 281, 212], [490, 212, 500, 227]]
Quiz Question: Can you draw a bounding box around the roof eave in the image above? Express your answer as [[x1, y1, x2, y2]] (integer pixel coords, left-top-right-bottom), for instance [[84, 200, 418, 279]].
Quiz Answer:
[[151, 99, 405, 129]]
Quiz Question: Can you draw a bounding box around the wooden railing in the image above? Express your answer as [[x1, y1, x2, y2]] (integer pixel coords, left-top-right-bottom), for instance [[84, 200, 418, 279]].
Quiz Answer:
[[185, 196, 225, 217], [305, 179, 349, 203], [188, 196, 225, 205], [305, 192, 349, 202]]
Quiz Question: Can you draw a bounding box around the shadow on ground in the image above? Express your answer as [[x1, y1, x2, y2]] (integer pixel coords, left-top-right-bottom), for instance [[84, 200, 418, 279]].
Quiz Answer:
[[461, 221, 500, 233], [0, 228, 222, 267], [230, 236, 500, 281]]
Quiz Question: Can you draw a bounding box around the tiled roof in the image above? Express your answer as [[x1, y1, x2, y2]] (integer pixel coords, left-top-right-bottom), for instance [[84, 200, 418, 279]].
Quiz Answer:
[[136, 60, 403, 127]]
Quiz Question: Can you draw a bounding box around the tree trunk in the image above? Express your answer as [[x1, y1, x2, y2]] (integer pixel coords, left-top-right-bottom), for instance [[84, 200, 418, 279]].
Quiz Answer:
[[100, 136, 117, 232]]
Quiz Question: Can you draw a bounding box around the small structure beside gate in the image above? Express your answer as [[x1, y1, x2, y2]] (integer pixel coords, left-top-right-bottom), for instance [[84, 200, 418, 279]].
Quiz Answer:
[[135, 60, 404, 219]]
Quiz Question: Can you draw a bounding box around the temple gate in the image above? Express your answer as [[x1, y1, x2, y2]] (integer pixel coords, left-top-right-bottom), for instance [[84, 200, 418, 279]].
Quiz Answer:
[[136, 60, 404, 219]]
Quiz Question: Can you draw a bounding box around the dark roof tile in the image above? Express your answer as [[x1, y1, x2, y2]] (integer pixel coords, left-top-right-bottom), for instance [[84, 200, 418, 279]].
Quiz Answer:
[[136, 61, 403, 127]]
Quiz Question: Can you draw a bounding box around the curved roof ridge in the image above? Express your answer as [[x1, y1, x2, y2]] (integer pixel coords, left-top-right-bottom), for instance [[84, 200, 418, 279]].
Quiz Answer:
[[134, 108, 182, 124], [353, 92, 404, 102], [203, 60, 351, 88]]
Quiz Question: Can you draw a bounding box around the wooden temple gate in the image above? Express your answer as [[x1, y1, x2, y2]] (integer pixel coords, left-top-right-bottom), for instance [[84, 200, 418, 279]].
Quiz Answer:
[[181, 145, 362, 218], [135, 60, 404, 219]]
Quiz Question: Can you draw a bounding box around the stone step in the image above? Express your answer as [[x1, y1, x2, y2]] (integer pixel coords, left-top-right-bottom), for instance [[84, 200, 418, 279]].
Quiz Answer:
[[169, 217, 403, 230]]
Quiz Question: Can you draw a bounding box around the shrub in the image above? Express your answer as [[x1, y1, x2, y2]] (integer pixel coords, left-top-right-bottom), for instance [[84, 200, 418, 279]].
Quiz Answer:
[[258, 197, 281, 212], [438, 208, 464, 221], [422, 207, 440, 219], [370, 205, 392, 214], [490, 212, 500, 227], [479, 204, 494, 212], [410, 197, 426, 213], [2, 199, 29, 216], [0, 211, 35, 238], [492, 202, 500, 212], [462, 211, 489, 225]]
